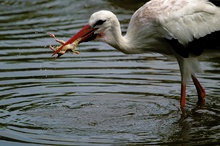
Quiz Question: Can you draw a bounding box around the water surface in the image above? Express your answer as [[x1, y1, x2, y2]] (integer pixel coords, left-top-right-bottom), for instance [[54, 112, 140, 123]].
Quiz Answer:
[[1, 0, 220, 145]]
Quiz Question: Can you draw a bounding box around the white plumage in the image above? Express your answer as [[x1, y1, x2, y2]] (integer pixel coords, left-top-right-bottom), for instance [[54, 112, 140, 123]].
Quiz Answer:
[[57, 0, 220, 108], [158, 0, 220, 44]]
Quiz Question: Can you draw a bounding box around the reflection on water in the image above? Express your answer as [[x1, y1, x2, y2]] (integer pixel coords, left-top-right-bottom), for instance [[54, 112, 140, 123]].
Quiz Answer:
[[0, 0, 220, 145]]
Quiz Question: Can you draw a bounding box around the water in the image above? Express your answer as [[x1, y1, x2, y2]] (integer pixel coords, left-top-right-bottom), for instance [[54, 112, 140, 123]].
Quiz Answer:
[[1, 0, 220, 145]]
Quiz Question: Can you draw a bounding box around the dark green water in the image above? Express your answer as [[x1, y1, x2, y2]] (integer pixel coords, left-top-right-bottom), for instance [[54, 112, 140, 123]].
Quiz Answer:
[[1, 0, 220, 145]]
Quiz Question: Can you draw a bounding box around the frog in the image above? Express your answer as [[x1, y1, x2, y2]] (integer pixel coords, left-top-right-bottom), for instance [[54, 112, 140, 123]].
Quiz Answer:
[[48, 33, 80, 59]]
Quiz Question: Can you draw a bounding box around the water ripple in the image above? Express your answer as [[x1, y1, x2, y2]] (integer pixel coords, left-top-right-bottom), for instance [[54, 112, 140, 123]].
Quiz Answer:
[[0, 0, 220, 145]]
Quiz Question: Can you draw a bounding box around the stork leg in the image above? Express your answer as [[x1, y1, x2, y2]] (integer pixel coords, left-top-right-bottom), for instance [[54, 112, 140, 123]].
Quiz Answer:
[[191, 74, 206, 107], [180, 81, 187, 108]]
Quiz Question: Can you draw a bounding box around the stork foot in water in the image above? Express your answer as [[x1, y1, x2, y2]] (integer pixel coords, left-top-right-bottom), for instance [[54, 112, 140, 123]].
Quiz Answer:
[[191, 74, 206, 107], [180, 74, 206, 109]]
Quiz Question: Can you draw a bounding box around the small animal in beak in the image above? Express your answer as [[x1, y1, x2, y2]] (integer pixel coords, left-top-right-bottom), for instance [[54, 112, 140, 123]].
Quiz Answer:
[[48, 33, 81, 59]]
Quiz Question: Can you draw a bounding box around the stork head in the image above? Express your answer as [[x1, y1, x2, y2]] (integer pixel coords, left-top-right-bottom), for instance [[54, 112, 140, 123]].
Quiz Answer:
[[88, 10, 120, 42], [52, 10, 119, 56]]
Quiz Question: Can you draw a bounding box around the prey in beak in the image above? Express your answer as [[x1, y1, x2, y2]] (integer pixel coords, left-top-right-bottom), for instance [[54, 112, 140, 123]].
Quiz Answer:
[[51, 24, 97, 58], [48, 33, 81, 59]]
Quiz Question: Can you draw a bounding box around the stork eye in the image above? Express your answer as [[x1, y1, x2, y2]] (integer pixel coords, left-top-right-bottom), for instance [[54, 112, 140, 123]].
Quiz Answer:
[[94, 20, 106, 27]]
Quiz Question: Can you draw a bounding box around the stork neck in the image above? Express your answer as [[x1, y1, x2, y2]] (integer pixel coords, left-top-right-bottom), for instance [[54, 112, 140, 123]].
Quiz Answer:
[[104, 18, 171, 55], [112, 36, 131, 54], [106, 26, 135, 54]]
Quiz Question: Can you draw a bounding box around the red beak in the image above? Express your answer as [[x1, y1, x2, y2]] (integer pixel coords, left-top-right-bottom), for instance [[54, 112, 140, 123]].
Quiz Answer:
[[52, 24, 96, 56]]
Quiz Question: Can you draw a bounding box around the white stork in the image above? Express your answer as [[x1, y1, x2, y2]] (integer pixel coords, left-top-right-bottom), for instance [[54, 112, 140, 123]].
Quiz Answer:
[[53, 0, 220, 108]]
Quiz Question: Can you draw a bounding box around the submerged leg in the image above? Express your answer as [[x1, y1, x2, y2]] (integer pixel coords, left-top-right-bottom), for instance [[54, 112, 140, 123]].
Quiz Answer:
[[191, 74, 206, 106]]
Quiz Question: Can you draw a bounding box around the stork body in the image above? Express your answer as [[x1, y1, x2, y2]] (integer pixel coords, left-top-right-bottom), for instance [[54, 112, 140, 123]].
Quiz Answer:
[[54, 0, 220, 108]]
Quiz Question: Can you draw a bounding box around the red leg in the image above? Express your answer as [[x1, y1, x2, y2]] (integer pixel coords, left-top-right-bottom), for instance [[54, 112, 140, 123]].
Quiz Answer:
[[191, 74, 206, 106], [180, 82, 186, 108]]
